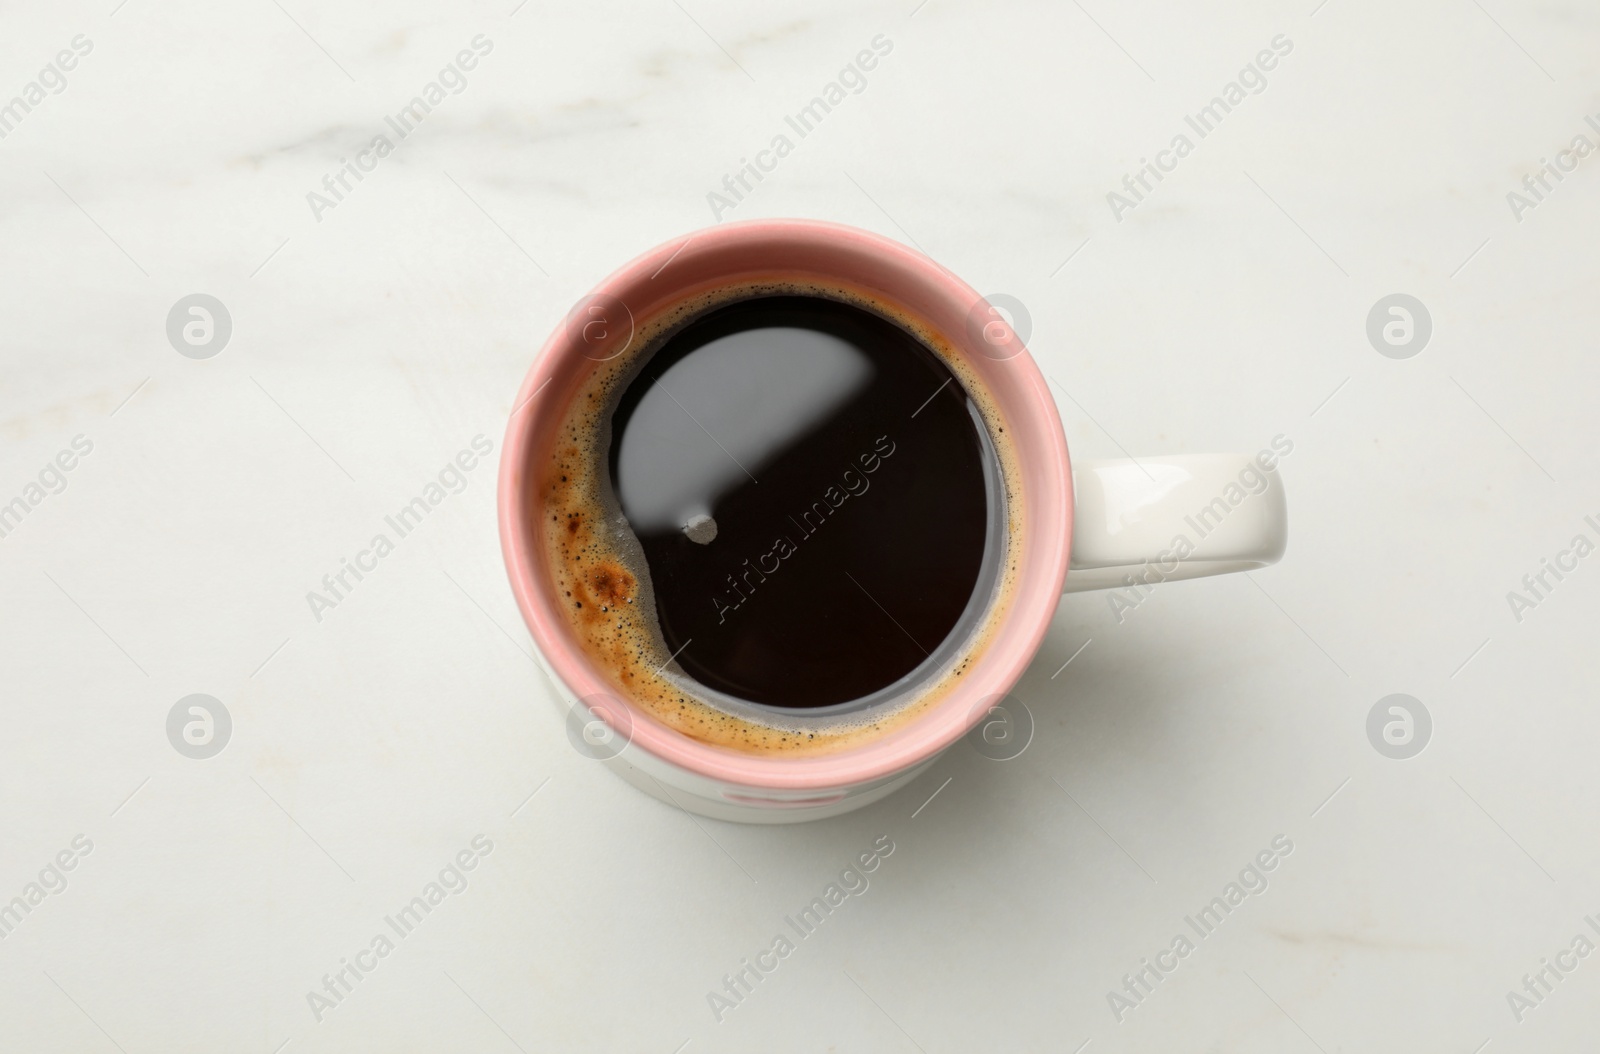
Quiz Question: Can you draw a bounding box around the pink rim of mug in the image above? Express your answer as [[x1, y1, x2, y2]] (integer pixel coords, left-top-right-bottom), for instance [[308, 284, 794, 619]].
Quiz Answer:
[[497, 218, 1071, 791]]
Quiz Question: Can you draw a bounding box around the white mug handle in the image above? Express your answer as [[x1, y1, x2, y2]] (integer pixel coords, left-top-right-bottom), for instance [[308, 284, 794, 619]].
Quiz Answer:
[[1063, 451, 1288, 593]]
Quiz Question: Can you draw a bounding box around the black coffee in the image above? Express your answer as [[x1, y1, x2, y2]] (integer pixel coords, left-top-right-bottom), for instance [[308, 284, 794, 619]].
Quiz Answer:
[[607, 295, 997, 710]]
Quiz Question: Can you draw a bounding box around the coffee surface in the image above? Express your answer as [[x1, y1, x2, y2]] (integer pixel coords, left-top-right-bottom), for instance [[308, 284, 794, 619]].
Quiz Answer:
[[536, 278, 1021, 755], [608, 296, 994, 710]]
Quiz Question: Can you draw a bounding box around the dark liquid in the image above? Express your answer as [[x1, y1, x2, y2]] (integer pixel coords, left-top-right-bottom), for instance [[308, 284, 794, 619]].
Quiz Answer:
[[608, 296, 995, 710]]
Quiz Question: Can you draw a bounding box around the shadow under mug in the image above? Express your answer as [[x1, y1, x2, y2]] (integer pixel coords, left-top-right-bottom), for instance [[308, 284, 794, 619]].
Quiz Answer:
[[498, 218, 1287, 824]]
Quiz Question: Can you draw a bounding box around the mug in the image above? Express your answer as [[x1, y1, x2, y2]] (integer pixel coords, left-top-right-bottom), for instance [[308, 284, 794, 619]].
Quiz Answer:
[[498, 219, 1287, 823]]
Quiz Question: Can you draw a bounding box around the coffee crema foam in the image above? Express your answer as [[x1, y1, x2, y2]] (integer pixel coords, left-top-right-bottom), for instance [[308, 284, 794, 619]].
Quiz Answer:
[[534, 278, 1024, 757]]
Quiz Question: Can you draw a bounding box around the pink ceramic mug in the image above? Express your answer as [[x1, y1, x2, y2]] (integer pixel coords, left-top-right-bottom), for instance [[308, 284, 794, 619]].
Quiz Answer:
[[498, 219, 1287, 823]]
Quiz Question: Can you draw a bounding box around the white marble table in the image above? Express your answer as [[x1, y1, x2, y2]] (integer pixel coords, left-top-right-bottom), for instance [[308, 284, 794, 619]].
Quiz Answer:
[[3, 0, 1598, 1050]]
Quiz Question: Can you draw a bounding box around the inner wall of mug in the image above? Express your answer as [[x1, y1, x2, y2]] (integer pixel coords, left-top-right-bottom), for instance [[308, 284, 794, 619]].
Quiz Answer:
[[524, 261, 1029, 754]]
